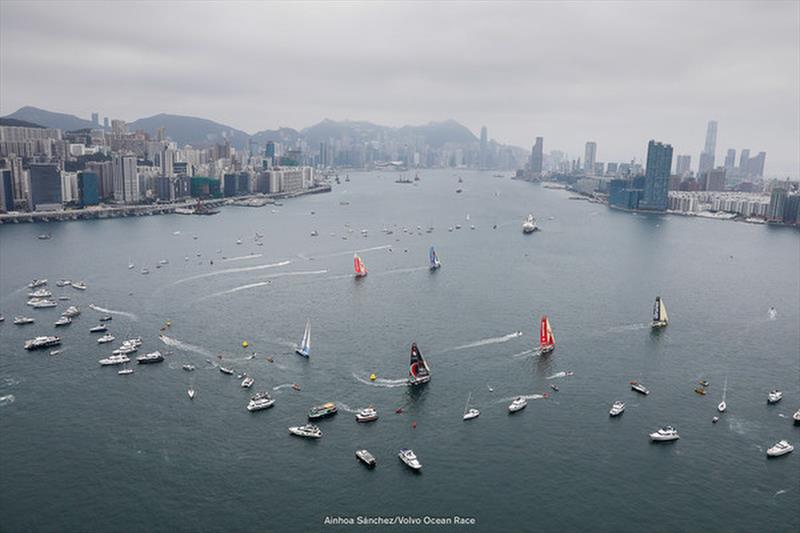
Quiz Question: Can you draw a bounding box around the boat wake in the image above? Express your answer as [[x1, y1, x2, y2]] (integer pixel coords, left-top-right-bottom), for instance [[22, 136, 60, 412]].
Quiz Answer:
[[498, 393, 547, 403], [310, 244, 391, 260], [159, 335, 214, 358], [511, 349, 534, 358], [442, 332, 524, 353], [546, 371, 574, 380], [2, 377, 20, 388], [353, 373, 408, 388], [774, 489, 790, 497], [375, 266, 429, 277], [0, 394, 15, 407], [195, 270, 329, 301], [336, 402, 361, 414], [605, 323, 649, 333], [273, 383, 296, 391], [172, 260, 291, 285], [223, 254, 263, 262], [88, 304, 138, 321]]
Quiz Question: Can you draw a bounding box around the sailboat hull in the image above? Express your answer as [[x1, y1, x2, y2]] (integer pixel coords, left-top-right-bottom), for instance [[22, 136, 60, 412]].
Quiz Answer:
[[408, 375, 431, 386], [540, 344, 554, 355], [295, 349, 309, 358], [651, 320, 668, 328]]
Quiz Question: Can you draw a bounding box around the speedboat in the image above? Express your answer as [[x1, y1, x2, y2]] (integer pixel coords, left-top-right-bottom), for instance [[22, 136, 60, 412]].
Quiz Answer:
[[508, 397, 528, 413], [140, 268, 150, 275], [550, 384, 559, 392], [136, 351, 164, 364], [794, 409, 800, 425], [28, 288, 52, 298], [356, 407, 379, 423], [89, 325, 108, 333], [241, 376, 254, 388], [247, 392, 276, 411], [289, 424, 322, 439], [71, 281, 88, 290], [29, 299, 57, 308], [187, 388, 196, 400], [694, 388, 707, 395], [308, 402, 338, 420], [24, 336, 61, 350], [62, 306, 80, 318], [118, 368, 134, 375], [398, 448, 421, 470], [649, 426, 680, 442], [28, 279, 48, 288], [98, 354, 130, 366], [766, 440, 794, 457], [609, 401, 625, 416], [291, 383, 301, 391], [630, 381, 650, 395], [767, 390, 783, 404], [463, 408, 480, 421], [97, 334, 115, 344], [13, 316, 34, 325], [699, 380, 710, 387], [522, 214, 538, 233], [219, 366, 234, 375], [54, 316, 72, 327], [49, 349, 61, 356], [99, 316, 113, 322], [718, 400, 727, 413], [182, 364, 195, 371], [356, 449, 377, 468]]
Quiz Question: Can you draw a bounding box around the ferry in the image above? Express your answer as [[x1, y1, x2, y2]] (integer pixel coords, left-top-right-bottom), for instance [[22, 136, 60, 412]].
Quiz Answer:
[[308, 402, 338, 420]]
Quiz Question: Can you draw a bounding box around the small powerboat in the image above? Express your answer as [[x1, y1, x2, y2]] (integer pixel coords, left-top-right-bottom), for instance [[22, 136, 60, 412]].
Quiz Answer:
[[247, 392, 276, 412], [289, 424, 322, 439], [356, 449, 376, 468], [188, 388, 196, 400], [398, 448, 421, 470], [609, 401, 625, 417], [767, 390, 783, 404], [508, 397, 527, 413], [630, 381, 650, 395], [219, 366, 234, 375], [649, 426, 680, 442], [356, 407, 379, 423], [766, 440, 793, 457], [241, 376, 255, 388]]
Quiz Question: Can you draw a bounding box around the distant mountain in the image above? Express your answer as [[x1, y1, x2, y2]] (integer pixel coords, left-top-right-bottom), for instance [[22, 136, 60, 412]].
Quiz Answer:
[[0, 117, 45, 128], [128, 113, 250, 149], [300, 118, 478, 148], [398, 120, 478, 147], [301, 119, 390, 146], [3, 106, 95, 131], [251, 127, 300, 146]]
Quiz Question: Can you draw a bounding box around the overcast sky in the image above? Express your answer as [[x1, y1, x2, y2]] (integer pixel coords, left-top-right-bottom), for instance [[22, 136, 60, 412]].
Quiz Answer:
[[1, 1, 798, 176]]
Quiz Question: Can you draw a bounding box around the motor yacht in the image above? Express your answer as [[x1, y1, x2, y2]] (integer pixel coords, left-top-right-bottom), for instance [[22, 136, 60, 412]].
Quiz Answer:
[[97, 333, 115, 344], [288, 424, 322, 438], [241, 376, 255, 388], [356, 449, 377, 468], [649, 426, 680, 442], [28, 289, 52, 298], [13, 316, 34, 325], [28, 279, 48, 288], [508, 397, 528, 413], [54, 316, 72, 327], [118, 368, 134, 375], [24, 336, 61, 350], [398, 448, 422, 470], [247, 392, 276, 411], [308, 402, 338, 420], [136, 351, 164, 364], [609, 401, 625, 416], [767, 390, 783, 404], [71, 281, 88, 290], [219, 366, 234, 375], [630, 381, 650, 395], [29, 299, 57, 308], [98, 354, 130, 366], [62, 306, 80, 318], [766, 440, 793, 457], [89, 325, 108, 333], [56, 280, 71, 287], [355, 407, 379, 423]]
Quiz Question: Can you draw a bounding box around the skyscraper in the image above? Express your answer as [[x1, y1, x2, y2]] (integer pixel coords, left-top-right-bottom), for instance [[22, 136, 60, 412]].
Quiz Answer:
[[675, 155, 691, 177], [640, 140, 673, 211], [739, 149, 750, 177], [530, 137, 543, 175], [584, 142, 597, 176], [29, 164, 62, 210], [77, 171, 99, 206], [749, 152, 766, 178], [112, 154, 139, 204], [0, 168, 13, 211], [723, 149, 736, 172], [701, 167, 726, 192], [91, 112, 99, 127], [103, 117, 109, 129], [698, 120, 718, 174], [479, 126, 488, 169]]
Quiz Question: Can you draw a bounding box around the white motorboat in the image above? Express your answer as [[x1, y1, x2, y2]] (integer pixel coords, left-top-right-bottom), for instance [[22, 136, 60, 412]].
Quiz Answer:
[[13, 316, 34, 325], [140, 268, 150, 275], [56, 279, 71, 287], [219, 366, 234, 375], [71, 281, 88, 290], [99, 354, 130, 366], [97, 334, 115, 344], [766, 440, 793, 457], [118, 368, 134, 375], [356, 407, 379, 423], [29, 299, 57, 308], [649, 426, 680, 442], [247, 392, 276, 411], [62, 306, 80, 318], [398, 448, 422, 470], [182, 364, 195, 371], [288, 424, 322, 439], [54, 316, 72, 327], [630, 381, 650, 395], [89, 325, 108, 333], [356, 449, 377, 468], [49, 349, 61, 356], [28, 289, 52, 298], [188, 388, 196, 399], [241, 376, 254, 388], [609, 401, 625, 416], [136, 351, 164, 364], [28, 279, 48, 288], [508, 397, 528, 413], [718, 401, 727, 413], [767, 390, 783, 404], [24, 336, 61, 350], [794, 409, 800, 425], [522, 214, 538, 233]]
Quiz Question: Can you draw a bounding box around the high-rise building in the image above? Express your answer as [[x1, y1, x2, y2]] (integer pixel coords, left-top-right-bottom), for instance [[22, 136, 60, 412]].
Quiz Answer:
[[91, 113, 99, 126], [112, 154, 139, 203], [724, 149, 736, 172], [111, 119, 127, 136], [103, 117, 109, 129], [77, 171, 100, 206], [675, 155, 691, 177], [29, 164, 63, 210], [86, 160, 113, 199], [479, 126, 488, 170], [640, 140, 673, 211], [739, 149, 750, 177], [748, 152, 766, 178], [530, 137, 543, 175], [0, 168, 14, 211], [767, 187, 787, 221], [701, 167, 726, 192], [698, 120, 717, 174], [584, 142, 597, 176]]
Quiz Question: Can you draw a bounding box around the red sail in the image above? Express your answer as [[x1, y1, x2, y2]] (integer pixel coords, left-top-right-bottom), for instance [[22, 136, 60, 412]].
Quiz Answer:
[[354, 255, 361, 274], [540, 316, 554, 348]]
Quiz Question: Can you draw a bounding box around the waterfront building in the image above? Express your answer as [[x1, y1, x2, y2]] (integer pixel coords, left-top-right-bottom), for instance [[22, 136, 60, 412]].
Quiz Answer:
[[530, 137, 543, 175], [0, 169, 14, 211], [190, 176, 221, 198], [112, 154, 139, 204], [698, 120, 717, 174], [639, 140, 673, 211], [767, 188, 787, 222], [700, 167, 726, 192], [29, 164, 62, 211], [584, 142, 597, 176], [86, 160, 114, 200], [675, 155, 691, 177], [77, 171, 100, 206]]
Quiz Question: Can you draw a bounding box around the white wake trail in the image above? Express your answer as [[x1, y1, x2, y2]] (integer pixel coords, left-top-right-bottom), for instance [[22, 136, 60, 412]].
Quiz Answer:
[[172, 260, 291, 285], [159, 335, 214, 358], [88, 304, 138, 321], [309, 244, 391, 260], [197, 270, 329, 301], [223, 254, 263, 262], [441, 332, 523, 353], [498, 393, 547, 403], [353, 373, 408, 388]]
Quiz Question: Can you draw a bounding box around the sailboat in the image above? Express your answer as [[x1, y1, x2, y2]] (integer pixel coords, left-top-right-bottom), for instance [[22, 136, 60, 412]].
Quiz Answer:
[[295, 320, 311, 358], [718, 377, 728, 412], [407, 343, 431, 385], [429, 246, 441, 270], [353, 253, 367, 278], [463, 392, 480, 420], [651, 296, 668, 328], [539, 315, 555, 354]]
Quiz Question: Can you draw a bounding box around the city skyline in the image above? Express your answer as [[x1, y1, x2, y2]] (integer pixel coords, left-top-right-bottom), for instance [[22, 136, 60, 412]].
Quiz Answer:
[[1, 1, 798, 176]]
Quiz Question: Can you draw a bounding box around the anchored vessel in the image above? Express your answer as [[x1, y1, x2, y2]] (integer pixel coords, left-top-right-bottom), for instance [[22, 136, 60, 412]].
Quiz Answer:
[[289, 424, 322, 439], [356, 449, 377, 468], [649, 426, 680, 442], [609, 401, 625, 416], [651, 296, 668, 328], [630, 381, 650, 395], [24, 336, 61, 350], [308, 402, 338, 420], [522, 214, 538, 233], [767, 390, 783, 404], [247, 392, 276, 412], [398, 448, 422, 470], [136, 351, 164, 364], [766, 440, 793, 457], [407, 343, 431, 385]]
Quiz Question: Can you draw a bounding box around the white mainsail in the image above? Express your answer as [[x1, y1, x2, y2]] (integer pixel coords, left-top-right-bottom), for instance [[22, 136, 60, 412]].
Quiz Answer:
[[659, 298, 668, 323], [296, 320, 311, 356]]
